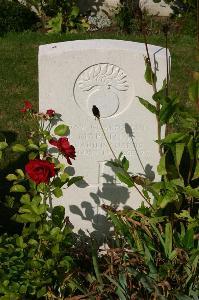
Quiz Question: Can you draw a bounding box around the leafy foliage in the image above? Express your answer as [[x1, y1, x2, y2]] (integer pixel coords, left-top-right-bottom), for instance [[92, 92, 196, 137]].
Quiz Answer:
[[73, 61, 199, 298], [0, 105, 84, 299], [46, 0, 89, 33], [0, 212, 75, 299], [0, 0, 39, 35]]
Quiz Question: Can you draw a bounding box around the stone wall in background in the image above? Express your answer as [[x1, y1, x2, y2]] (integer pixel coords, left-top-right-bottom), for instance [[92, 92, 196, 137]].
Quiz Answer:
[[18, 0, 172, 17], [78, 0, 172, 17]]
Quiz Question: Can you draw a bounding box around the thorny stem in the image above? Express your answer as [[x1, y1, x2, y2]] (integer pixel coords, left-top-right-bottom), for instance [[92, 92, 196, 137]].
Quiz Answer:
[[96, 117, 154, 210]]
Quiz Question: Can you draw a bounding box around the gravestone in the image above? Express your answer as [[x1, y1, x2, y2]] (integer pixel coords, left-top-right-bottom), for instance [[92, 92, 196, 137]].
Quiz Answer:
[[39, 39, 169, 240]]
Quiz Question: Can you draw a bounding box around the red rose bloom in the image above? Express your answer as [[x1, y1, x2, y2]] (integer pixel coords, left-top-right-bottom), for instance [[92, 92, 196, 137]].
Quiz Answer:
[[20, 100, 32, 113], [46, 109, 55, 117], [25, 159, 55, 185], [49, 137, 76, 165]]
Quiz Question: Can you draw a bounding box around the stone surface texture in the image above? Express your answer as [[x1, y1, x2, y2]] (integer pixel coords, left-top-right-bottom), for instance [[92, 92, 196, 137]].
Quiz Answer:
[[39, 39, 169, 240]]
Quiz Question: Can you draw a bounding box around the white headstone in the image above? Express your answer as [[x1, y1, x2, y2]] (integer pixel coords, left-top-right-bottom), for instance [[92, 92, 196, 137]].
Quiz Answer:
[[39, 39, 169, 240]]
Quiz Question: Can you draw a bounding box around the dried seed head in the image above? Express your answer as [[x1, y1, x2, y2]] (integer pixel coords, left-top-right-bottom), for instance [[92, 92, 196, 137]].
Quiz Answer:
[[162, 23, 170, 35], [92, 105, 100, 119]]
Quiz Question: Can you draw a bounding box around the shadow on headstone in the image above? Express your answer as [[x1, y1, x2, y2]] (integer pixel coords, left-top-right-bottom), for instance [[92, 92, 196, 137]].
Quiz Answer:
[[124, 123, 156, 181], [69, 172, 130, 246]]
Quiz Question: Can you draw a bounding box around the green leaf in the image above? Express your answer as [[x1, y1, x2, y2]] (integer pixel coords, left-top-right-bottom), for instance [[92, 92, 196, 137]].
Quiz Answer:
[[188, 80, 199, 103], [153, 88, 166, 103], [39, 143, 48, 151], [36, 287, 46, 298], [52, 177, 62, 187], [70, 5, 80, 17], [108, 211, 133, 247], [60, 172, 70, 183], [6, 174, 18, 181], [159, 102, 174, 125], [27, 143, 39, 150], [105, 275, 127, 300], [20, 194, 31, 204], [51, 244, 60, 254], [52, 206, 65, 227], [51, 227, 61, 236], [169, 250, 177, 261], [159, 191, 176, 209], [144, 58, 157, 85], [14, 213, 41, 223], [12, 144, 26, 152], [116, 172, 134, 187], [121, 156, 129, 171], [37, 182, 47, 193], [184, 186, 199, 198], [32, 195, 42, 205], [59, 256, 73, 270], [16, 169, 25, 178], [10, 184, 26, 193], [175, 143, 185, 170], [138, 97, 157, 114], [67, 176, 83, 187], [187, 136, 194, 160], [183, 228, 194, 249], [192, 161, 199, 180], [28, 152, 38, 160], [54, 124, 69, 136], [0, 141, 8, 150], [52, 187, 63, 198], [16, 236, 26, 249], [157, 153, 167, 176], [165, 223, 172, 258], [0, 151, 2, 159], [159, 133, 186, 144]]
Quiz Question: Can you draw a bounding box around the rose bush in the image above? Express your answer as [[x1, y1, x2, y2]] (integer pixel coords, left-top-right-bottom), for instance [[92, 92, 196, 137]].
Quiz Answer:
[[0, 101, 84, 299], [4, 101, 82, 223]]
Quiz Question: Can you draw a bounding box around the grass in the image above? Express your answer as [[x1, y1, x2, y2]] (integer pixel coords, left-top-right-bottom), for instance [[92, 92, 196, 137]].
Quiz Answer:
[[0, 31, 197, 169]]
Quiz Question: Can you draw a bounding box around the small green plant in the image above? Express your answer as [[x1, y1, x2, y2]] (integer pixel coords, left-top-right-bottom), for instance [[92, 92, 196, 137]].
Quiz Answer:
[[47, 0, 89, 33]]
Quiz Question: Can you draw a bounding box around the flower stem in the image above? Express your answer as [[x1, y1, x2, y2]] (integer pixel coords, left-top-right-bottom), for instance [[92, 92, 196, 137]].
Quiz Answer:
[[98, 118, 117, 161], [143, 31, 163, 157]]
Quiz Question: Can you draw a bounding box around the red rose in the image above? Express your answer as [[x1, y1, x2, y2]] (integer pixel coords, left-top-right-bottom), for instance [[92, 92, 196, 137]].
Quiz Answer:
[[25, 159, 55, 185], [46, 109, 55, 117], [20, 100, 32, 113], [49, 137, 76, 165]]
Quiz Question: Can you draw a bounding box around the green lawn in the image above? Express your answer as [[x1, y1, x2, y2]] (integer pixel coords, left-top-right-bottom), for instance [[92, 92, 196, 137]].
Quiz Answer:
[[0, 31, 197, 168]]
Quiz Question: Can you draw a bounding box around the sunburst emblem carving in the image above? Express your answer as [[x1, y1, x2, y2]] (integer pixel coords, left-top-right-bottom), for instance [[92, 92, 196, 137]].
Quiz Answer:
[[78, 64, 129, 92], [74, 63, 129, 118]]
